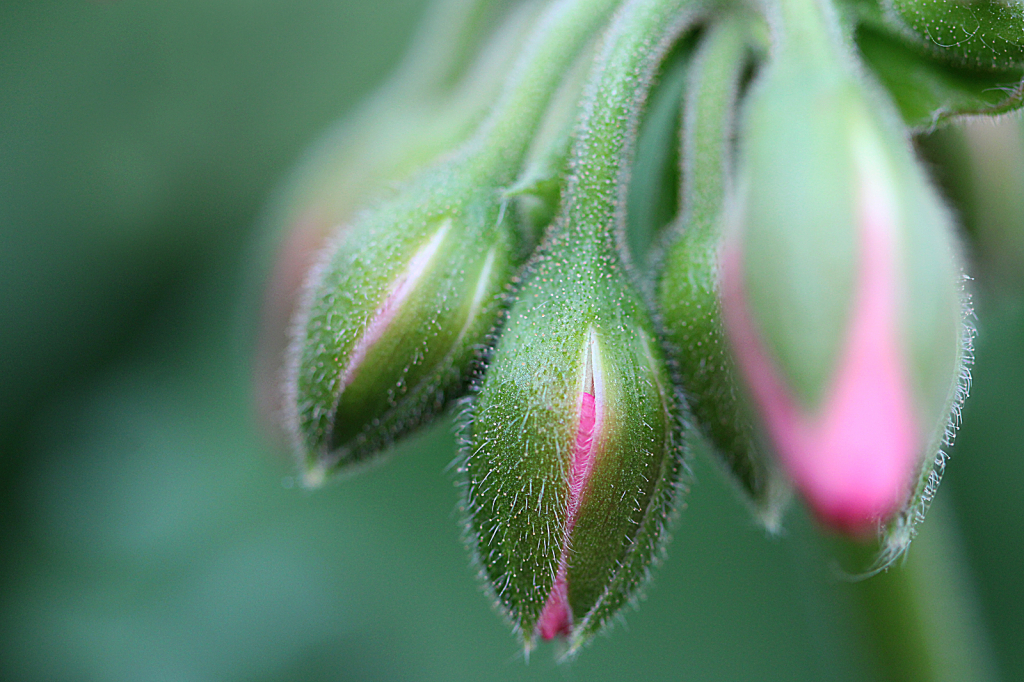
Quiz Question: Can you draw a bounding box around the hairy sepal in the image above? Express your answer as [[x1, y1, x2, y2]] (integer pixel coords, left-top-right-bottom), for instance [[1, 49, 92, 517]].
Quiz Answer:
[[465, 253, 682, 654]]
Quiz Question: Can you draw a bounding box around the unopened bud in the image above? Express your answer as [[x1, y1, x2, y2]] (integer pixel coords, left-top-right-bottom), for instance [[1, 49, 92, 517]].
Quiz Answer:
[[721, 30, 967, 537], [289, 170, 517, 484], [466, 254, 682, 653], [465, 0, 700, 654]]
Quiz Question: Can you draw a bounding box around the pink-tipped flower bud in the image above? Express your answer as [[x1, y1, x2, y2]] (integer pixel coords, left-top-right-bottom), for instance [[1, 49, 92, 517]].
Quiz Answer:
[[286, 160, 518, 484], [465, 247, 683, 654], [464, 0, 700, 653], [720, 48, 967, 537]]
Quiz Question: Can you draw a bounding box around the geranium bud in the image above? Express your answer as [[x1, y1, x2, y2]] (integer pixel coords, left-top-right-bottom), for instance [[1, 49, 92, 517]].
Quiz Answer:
[[465, 0, 699, 654], [287, 0, 622, 483], [291, 184, 517, 485], [720, 2, 967, 537], [882, 0, 1024, 70], [253, 0, 539, 444], [467, 301, 681, 652], [658, 13, 791, 529]]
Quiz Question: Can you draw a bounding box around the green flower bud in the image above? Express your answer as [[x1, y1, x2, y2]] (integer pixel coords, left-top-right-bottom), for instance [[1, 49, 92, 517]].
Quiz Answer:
[[658, 12, 791, 529], [466, 282, 681, 652], [720, 0, 968, 545], [287, 0, 622, 483], [464, 0, 700, 654], [292, 168, 517, 485], [882, 0, 1024, 70], [253, 0, 540, 443]]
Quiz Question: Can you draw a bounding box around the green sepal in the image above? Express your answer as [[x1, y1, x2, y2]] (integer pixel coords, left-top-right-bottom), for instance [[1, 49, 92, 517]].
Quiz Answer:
[[882, 0, 1024, 71], [658, 12, 791, 528], [465, 238, 683, 652], [849, 0, 1024, 130]]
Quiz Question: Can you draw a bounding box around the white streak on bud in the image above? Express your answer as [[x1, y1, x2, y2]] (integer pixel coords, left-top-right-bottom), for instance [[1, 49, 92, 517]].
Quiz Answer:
[[454, 245, 498, 346], [340, 219, 451, 389]]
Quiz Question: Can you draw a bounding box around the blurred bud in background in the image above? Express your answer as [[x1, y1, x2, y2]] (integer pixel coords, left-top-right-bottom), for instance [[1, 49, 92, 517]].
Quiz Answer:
[[720, 9, 967, 539]]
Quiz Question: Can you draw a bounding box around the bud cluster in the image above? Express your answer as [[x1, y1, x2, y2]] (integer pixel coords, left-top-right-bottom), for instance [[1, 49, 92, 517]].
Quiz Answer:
[[255, 0, 1017, 657]]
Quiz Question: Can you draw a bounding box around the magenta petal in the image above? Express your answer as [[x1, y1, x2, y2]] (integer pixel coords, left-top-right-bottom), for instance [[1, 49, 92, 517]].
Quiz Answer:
[[538, 337, 603, 639]]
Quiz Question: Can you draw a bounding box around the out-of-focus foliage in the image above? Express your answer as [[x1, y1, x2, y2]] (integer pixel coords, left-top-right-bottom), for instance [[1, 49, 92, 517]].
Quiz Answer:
[[1, 2, 1022, 681]]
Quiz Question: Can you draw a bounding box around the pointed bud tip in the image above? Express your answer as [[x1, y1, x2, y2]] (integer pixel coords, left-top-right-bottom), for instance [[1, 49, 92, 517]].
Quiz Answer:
[[302, 462, 328, 489]]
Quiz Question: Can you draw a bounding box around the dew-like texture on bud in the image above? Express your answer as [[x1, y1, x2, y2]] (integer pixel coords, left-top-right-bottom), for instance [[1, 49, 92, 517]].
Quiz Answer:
[[658, 14, 790, 528], [883, 0, 1024, 70], [721, 42, 965, 536]]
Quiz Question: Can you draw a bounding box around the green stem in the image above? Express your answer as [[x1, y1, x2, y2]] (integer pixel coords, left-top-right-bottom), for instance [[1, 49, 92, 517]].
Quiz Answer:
[[656, 11, 793, 524], [834, 498, 999, 682], [472, 0, 625, 166], [557, 0, 706, 262], [626, 41, 691, 268], [679, 11, 755, 240]]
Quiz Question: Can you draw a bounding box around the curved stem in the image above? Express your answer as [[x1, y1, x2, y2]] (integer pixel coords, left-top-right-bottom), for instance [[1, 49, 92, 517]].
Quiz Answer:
[[557, 0, 707, 263], [679, 11, 756, 240], [473, 0, 625, 166]]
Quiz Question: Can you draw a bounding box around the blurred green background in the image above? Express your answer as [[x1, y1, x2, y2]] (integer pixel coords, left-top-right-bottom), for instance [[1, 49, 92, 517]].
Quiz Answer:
[[1, 2, 1022, 681]]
